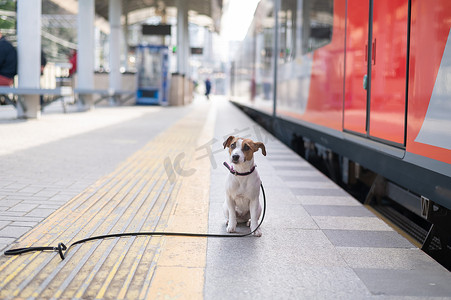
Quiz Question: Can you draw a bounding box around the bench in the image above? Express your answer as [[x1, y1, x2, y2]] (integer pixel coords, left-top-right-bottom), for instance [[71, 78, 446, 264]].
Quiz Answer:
[[0, 86, 73, 116], [74, 88, 135, 106]]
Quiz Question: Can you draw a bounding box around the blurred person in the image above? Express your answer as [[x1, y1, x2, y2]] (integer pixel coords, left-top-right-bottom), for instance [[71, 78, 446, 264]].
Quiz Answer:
[[205, 77, 211, 100], [40, 50, 47, 108], [68, 49, 77, 77], [41, 50, 47, 75], [0, 32, 17, 86]]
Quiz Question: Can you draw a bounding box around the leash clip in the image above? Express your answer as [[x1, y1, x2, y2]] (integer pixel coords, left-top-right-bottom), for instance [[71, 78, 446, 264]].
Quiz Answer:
[[57, 243, 67, 260]]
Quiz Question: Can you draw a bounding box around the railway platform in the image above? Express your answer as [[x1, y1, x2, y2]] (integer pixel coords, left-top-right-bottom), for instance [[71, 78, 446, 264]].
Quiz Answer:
[[0, 97, 450, 299]]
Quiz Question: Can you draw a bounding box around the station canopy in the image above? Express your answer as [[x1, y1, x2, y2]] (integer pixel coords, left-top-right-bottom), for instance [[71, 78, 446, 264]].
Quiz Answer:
[[95, 0, 222, 32]]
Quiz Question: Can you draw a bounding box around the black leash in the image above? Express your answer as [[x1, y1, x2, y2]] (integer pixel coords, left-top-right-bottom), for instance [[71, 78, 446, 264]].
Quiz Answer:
[[4, 165, 266, 261]]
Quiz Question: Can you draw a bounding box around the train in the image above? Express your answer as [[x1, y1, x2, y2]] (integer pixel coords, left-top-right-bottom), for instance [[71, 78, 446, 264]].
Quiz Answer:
[[229, 0, 451, 250]]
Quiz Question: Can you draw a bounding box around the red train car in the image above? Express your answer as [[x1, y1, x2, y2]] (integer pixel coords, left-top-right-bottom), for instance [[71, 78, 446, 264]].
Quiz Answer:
[[231, 0, 451, 249]]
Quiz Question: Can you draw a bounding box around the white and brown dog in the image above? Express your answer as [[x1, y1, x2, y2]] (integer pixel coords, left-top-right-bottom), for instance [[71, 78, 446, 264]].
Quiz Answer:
[[223, 136, 266, 237]]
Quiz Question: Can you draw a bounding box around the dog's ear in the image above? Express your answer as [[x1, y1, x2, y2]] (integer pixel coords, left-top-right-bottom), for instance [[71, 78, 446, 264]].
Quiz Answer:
[[223, 136, 235, 149], [253, 142, 266, 156]]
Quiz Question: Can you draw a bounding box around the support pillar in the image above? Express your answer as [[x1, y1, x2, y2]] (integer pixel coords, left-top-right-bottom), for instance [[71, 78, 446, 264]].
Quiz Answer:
[[123, 12, 129, 71], [17, 0, 41, 118], [176, 0, 190, 105], [77, 0, 95, 110], [109, 0, 122, 104], [176, 0, 189, 75]]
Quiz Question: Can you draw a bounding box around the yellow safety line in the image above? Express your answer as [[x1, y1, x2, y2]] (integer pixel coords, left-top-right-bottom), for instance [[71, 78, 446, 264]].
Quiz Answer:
[[51, 177, 163, 299], [95, 178, 183, 299], [116, 237, 149, 299], [145, 102, 216, 299], [57, 152, 176, 299], [138, 239, 164, 300], [25, 163, 160, 299]]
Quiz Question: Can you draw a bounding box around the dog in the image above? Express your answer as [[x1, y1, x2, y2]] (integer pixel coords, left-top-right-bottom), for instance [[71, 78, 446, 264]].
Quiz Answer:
[[222, 136, 266, 237]]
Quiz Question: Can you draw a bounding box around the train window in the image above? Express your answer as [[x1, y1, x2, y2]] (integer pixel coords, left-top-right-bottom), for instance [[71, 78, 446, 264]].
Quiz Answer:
[[302, 0, 334, 53], [279, 0, 297, 63]]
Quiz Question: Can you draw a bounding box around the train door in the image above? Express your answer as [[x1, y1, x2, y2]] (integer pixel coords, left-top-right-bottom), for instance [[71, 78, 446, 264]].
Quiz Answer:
[[344, 0, 409, 146], [343, 0, 370, 135]]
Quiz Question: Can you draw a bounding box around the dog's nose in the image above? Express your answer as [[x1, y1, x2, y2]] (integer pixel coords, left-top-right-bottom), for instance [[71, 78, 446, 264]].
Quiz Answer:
[[232, 154, 240, 162]]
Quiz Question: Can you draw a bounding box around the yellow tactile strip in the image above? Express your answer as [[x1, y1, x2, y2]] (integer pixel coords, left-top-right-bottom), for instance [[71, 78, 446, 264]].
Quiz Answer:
[[0, 102, 215, 299]]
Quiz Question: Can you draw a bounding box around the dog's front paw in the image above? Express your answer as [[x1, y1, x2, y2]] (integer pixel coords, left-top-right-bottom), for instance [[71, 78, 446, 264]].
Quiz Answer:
[[226, 224, 236, 233], [253, 228, 262, 237]]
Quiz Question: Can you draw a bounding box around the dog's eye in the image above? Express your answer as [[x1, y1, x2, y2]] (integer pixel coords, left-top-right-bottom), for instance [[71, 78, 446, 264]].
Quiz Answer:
[[243, 144, 250, 151], [231, 143, 236, 149]]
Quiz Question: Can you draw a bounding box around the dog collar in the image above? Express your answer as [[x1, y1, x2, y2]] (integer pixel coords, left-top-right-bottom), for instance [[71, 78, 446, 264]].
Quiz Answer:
[[223, 162, 256, 176]]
